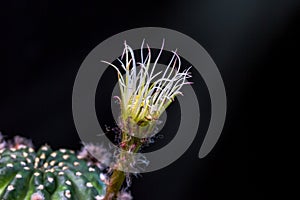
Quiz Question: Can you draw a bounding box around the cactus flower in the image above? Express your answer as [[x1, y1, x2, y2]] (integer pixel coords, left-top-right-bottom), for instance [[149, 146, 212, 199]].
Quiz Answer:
[[102, 40, 192, 199], [102, 40, 192, 137]]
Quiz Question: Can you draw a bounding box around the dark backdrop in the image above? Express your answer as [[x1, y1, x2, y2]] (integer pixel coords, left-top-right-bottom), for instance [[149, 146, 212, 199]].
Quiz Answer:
[[0, 1, 298, 199]]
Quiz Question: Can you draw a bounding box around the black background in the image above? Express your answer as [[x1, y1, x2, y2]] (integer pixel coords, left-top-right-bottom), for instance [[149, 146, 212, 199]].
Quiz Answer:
[[0, 1, 298, 199]]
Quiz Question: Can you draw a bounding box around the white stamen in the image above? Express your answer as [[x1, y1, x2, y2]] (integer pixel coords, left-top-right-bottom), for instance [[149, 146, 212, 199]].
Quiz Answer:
[[102, 40, 191, 121]]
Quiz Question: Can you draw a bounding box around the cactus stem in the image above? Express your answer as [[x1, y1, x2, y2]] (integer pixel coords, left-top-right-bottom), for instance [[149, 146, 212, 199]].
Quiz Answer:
[[104, 170, 126, 200], [104, 134, 141, 200]]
